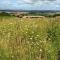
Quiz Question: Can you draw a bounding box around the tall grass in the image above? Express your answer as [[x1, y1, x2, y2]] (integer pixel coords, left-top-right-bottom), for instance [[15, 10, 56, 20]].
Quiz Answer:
[[0, 16, 60, 60]]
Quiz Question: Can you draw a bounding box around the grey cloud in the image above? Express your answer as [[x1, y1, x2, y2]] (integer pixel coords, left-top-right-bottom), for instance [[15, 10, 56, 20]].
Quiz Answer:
[[35, 0, 56, 1], [25, 0, 56, 3], [19, 0, 57, 5], [32, 0, 56, 2]]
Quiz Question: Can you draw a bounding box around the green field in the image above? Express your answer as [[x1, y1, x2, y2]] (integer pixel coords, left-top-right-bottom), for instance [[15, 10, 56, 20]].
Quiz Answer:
[[0, 16, 60, 60]]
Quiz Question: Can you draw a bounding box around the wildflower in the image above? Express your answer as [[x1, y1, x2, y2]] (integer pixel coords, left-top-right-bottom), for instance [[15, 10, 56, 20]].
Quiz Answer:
[[25, 25, 28, 28], [35, 37, 38, 39], [48, 50, 51, 53], [31, 36, 34, 38], [10, 23, 13, 25], [26, 28, 28, 31], [8, 33, 11, 37], [30, 37, 33, 40], [27, 41, 30, 44], [36, 42, 39, 45], [26, 32, 28, 34], [36, 35, 39, 37], [36, 56, 39, 59], [43, 40, 46, 43], [40, 49, 42, 52], [31, 52, 33, 54], [20, 20, 23, 21], [49, 38, 51, 41], [32, 31, 34, 34], [0, 54, 1, 56], [35, 25, 38, 28], [32, 42, 34, 44], [12, 55, 14, 58]]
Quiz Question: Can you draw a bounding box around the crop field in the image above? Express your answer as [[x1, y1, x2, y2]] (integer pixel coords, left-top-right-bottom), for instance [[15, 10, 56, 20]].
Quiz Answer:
[[0, 16, 60, 60]]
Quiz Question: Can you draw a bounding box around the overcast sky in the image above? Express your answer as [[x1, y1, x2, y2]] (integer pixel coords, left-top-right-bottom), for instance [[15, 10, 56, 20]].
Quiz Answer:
[[0, 0, 60, 10]]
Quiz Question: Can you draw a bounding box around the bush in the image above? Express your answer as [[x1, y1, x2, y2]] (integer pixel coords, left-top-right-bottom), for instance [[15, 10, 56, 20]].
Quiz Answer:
[[0, 12, 11, 16]]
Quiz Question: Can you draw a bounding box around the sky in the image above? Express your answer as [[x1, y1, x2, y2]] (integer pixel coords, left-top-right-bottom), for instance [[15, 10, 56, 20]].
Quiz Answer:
[[0, 0, 60, 10]]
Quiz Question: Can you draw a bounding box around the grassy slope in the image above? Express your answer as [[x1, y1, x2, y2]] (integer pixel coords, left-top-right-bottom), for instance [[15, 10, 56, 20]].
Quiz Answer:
[[0, 16, 60, 60]]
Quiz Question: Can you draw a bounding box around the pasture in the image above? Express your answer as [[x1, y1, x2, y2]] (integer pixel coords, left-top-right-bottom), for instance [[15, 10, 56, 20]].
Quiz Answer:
[[0, 16, 60, 60]]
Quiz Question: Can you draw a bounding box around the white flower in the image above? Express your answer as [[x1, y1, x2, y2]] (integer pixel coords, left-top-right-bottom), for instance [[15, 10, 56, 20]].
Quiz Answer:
[[49, 38, 51, 41], [12, 55, 14, 58], [32, 42, 34, 44], [32, 31, 34, 34], [10, 23, 13, 25], [40, 49, 42, 52], [36, 56, 39, 59], [8, 33, 11, 37], [35, 37, 38, 39], [26, 28, 28, 31], [36, 42, 39, 45], [30, 37, 33, 40], [35, 25, 38, 28], [20, 20, 23, 21], [31, 36, 34, 38], [25, 25, 28, 28], [26, 32, 28, 33], [36, 35, 39, 37]]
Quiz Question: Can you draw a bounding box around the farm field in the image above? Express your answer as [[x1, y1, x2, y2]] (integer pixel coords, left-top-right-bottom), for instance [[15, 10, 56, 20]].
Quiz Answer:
[[0, 16, 60, 60]]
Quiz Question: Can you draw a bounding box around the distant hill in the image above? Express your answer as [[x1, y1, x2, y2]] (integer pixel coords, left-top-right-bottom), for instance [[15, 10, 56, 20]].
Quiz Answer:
[[0, 10, 60, 13], [0, 10, 60, 17]]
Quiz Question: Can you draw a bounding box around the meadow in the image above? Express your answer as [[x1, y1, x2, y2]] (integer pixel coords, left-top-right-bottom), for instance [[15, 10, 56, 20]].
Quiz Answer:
[[0, 16, 60, 60]]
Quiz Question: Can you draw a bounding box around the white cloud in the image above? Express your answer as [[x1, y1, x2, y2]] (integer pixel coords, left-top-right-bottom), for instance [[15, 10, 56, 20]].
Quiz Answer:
[[23, 0, 32, 3], [0, 0, 60, 10], [22, 0, 56, 3]]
